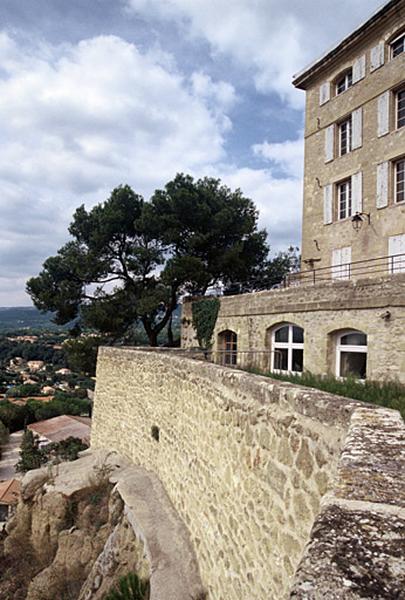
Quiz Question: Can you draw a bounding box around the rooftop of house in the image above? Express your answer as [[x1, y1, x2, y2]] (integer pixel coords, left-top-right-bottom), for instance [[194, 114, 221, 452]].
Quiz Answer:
[[293, 0, 400, 89], [0, 479, 21, 506], [28, 415, 91, 445]]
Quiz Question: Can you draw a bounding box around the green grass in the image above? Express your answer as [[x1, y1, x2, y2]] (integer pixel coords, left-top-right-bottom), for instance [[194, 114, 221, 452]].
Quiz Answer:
[[261, 371, 405, 419]]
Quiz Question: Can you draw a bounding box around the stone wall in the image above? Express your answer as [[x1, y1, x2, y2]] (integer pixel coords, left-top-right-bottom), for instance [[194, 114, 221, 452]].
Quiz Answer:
[[182, 275, 405, 382], [92, 347, 370, 599]]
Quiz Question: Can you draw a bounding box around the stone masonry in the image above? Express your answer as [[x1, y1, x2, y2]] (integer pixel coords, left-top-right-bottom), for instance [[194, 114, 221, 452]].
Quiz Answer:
[[91, 347, 405, 599]]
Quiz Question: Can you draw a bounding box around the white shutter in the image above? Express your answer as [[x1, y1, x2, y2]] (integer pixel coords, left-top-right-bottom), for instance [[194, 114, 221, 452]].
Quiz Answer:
[[376, 162, 389, 209], [370, 42, 385, 72], [320, 82, 330, 106], [332, 247, 351, 280], [388, 235, 405, 273], [353, 55, 366, 83], [377, 92, 390, 137], [323, 184, 333, 225], [352, 171, 363, 214], [325, 125, 334, 162], [351, 108, 362, 149]]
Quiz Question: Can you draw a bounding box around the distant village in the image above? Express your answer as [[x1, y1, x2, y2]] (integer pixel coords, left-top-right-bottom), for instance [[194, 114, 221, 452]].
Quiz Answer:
[[0, 330, 94, 526]]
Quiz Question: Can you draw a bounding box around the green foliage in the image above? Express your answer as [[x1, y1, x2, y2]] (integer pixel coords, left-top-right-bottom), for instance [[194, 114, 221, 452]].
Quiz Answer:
[[44, 436, 88, 462], [268, 371, 405, 419], [104, 573, 150, 600], [15, 429, 45, 473], [6, 383, 41, 398], [26, 395, 90, 422], [192, 298, 220, 349], [27, 176, 269, 346], [64, 336, 103, 375], [0, 400, 29, 432], [0, 420, 9, 459]]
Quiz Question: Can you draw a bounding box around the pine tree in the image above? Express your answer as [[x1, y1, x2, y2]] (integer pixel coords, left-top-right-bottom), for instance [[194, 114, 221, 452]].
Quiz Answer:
[[15, 429, 44, 473]]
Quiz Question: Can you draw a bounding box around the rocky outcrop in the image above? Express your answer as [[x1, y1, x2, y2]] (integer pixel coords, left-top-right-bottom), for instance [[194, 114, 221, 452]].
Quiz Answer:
[[2, 449, 205, 600]]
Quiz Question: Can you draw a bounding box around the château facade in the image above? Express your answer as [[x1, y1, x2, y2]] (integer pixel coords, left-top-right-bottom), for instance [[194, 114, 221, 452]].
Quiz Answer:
[[181, 0, 405, 383], [294, 0, 405, 281]]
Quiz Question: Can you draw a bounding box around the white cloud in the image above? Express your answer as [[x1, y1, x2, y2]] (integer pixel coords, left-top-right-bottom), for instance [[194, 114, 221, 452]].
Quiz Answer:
[[253, 135, 304, 179], [126, 0, 383, 108]]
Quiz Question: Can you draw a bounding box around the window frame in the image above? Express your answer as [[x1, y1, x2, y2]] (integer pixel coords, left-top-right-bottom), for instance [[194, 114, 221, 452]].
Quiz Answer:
[[271, 324, 304, 374], [335, 330, 367, 380], [335, 68, 353, 96], [390, 31, 405, 59], [338, 116, 352, 156], [396, 87, 405, 130], [394, 157, 405, 204], [337, 178, 353, 220]]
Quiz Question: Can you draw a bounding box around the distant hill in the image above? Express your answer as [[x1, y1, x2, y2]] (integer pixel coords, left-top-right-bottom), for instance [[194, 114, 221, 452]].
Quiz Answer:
[[0, 307, 61, 332]]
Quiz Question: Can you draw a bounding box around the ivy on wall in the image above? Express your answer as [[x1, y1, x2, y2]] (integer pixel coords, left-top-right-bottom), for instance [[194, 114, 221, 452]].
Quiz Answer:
[[191, 297, 220, 349]]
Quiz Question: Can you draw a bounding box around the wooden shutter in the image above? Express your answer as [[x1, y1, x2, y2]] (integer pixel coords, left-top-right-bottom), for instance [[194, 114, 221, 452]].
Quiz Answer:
[[377, 92, 390, 136], [323, 184, 333, 224], [376, 162, 389, 208], [389, 235, 405, 273], [370, 42, 385, 72], [332, 247, 351, 280], [352, 172, 363, 214], [353, 55, 366, 83], [325, 125, 334, 162], [351, 108, 362, 149], [319, 82, 330, 106]]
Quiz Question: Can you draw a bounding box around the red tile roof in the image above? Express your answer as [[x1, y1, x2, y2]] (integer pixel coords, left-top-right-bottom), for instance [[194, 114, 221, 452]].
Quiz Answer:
[[28, 415, 91, 445], [0, 479, 21, 505]]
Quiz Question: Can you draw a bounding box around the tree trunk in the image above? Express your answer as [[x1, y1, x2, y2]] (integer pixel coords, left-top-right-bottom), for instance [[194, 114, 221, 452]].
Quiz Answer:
[[167, 315, 174, 347], [148, 330, 158, 347]]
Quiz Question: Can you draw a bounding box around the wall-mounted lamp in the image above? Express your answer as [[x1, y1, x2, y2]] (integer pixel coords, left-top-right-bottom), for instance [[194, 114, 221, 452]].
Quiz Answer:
[[351, 211, 371, 232]]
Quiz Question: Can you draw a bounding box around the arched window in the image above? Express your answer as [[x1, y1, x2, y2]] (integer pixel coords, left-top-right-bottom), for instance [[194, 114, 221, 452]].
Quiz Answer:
[[335, 68, 353, 95], [271, 324, 304, 373], [336, 330, 367, 379], [218, 330, 237, 366]]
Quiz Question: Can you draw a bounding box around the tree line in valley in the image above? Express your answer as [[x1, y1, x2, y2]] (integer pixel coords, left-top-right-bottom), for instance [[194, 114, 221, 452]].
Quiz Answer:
[[27, 174, 299, 347]]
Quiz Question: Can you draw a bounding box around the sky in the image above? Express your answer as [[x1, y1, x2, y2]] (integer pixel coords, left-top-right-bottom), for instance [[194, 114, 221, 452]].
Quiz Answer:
[[0, 0, 384, 306]]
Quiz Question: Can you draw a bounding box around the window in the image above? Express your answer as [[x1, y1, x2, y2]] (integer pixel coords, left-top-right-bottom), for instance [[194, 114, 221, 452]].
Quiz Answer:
[[271, 324, 304, 374], [336, 69, 353, 95], [332, 246, 351, 280], [395, 159, 405, 204], [388, 234, 405, 274], [391, 32, 405, 58], [338, 117, 352, 156], [218, 330, 237, 366], [336, 330, 367, 379], [396, 89, 405, 129], [337, 179, 352, 219]]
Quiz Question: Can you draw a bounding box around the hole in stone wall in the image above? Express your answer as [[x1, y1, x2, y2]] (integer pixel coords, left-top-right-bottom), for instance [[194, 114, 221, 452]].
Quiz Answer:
[[151, 425, 160, 442]]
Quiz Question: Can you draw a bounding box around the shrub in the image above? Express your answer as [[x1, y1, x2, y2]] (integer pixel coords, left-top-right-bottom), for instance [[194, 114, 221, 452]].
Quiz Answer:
[[15, 429, 46, 473], [267, 371, 405, 419], [104, 573, 150, 600]]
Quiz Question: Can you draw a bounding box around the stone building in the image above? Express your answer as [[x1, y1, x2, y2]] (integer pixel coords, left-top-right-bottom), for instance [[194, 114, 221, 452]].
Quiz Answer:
[[294, 0, 405, 279], [181, 0, 405, 383]]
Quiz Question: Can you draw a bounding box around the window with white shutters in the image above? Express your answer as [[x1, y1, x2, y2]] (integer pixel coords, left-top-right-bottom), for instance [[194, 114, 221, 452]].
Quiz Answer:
[[395, 159, 405, 204], [391, 32, 405, 58], [332, 247, 352, 280], [337, 179, 352, 220], [378, 91, 390, 136], [388, 235, 405, 274], [396, 89, 405, 129], [376, 162, 389, 209], [335, 69, 353, 95]]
